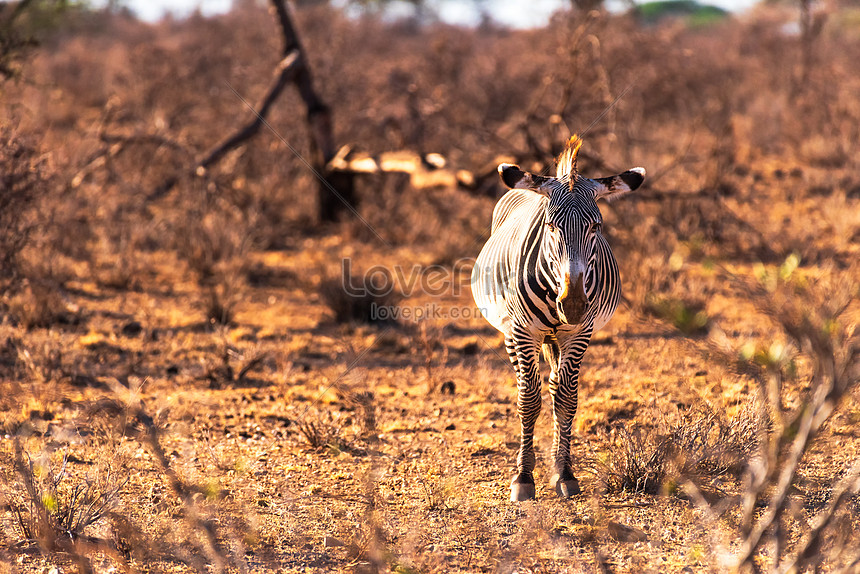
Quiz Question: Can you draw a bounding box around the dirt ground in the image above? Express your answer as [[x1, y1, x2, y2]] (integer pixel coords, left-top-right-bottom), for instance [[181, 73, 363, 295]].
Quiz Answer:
[[2, 223, 858, 572]]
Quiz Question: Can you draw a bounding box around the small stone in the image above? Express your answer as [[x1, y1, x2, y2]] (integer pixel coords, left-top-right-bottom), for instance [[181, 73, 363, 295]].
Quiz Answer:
[[323, 535, 345, 548], [121, 320, 143, 337]]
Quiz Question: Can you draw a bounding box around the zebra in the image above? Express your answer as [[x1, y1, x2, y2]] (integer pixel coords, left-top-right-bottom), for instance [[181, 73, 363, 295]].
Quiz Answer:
[[471, 136, 645, 501]]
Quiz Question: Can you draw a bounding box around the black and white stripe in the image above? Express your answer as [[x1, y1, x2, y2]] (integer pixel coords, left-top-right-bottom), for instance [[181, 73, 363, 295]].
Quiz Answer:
[[471, 136, 645, 501]]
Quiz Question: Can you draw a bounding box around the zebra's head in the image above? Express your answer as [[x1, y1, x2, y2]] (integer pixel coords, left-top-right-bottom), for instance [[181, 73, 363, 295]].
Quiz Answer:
[[498, 136, 645, 325]]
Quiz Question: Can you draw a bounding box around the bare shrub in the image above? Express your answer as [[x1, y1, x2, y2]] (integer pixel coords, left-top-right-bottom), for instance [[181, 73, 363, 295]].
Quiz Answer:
[[174, 195, 256, 325], [87, 208, 156, 291], [0, 130, 79, 331], [697, 261, 860, 572], [0, 333, 24, 384], [597, 403, 762, 495], [670, 403, 762, 480], [599, 425, 670, 495], [92, 396, 239, 572], [15, 338, 65, 386], [319, 267, 402, 325], [339, 389, 377, 439], [201, 280, 242, 326], [5, 439, 127, 561], [4, 281, 74, 330], [296, 411, 347, 453], [203, 334, 269, 388], [0, 128, 50, 292], [419, 470, 456, 512], [414, 320, 449, 389]]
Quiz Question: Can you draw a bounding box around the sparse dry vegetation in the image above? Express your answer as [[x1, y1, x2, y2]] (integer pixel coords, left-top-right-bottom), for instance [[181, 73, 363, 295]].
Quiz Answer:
[[597, 402, 762, 495], [1, 0, 859, 572]]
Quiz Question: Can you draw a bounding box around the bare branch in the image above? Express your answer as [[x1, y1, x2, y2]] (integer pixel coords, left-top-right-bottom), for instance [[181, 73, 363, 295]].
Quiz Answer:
[[785, 458, 860, 572], [149, 0, 353, 222], [194, 50, 300, 173]]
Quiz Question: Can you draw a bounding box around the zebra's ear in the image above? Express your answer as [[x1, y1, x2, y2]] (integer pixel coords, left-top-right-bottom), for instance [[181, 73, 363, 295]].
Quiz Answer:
[[498, 163, 557, 196], [592, 167, 646, 202], [498, 163, 528, 190]]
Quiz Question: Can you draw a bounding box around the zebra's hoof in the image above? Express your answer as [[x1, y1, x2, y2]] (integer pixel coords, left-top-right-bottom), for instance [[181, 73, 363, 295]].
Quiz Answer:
[[550, 474, 581, 498], [510, 476, 536, 501]]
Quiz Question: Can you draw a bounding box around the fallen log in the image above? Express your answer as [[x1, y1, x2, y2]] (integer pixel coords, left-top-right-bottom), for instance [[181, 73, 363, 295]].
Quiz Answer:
[[327, 145, 515, 193]]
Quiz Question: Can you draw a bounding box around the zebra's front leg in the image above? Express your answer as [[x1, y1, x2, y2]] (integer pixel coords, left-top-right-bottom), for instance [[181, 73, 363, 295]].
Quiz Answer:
[[548, 332, 591, 498], [509, 335, 542, 501]]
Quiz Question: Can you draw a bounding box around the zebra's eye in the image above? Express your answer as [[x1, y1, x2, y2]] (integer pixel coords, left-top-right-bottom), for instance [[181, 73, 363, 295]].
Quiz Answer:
[[590, 222, 602, 233], [545, 221, 557, 231]]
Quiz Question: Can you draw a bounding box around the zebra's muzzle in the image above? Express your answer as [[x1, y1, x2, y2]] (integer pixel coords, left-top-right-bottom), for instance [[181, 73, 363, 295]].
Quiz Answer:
[[557, 272, 588, 324]]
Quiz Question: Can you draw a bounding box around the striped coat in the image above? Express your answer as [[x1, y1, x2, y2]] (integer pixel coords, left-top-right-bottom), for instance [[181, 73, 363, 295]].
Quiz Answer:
[[472, 136, 645, 500]]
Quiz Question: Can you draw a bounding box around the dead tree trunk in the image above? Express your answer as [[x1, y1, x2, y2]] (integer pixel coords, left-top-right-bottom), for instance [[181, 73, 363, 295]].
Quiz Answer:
[[795, 0, 826, 96], [269, 0, 356, 223], [152, 0, 355, 222], [800, 0, 813, 86]]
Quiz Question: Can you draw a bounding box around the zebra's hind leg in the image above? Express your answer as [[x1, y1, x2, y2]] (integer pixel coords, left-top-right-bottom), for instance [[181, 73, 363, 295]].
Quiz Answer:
[[548, 332, 591, 498], [508, 334, 541, 501]]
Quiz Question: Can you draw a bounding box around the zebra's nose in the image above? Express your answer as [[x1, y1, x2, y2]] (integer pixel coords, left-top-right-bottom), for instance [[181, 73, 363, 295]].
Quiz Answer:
[[557, 272, 588, 324]]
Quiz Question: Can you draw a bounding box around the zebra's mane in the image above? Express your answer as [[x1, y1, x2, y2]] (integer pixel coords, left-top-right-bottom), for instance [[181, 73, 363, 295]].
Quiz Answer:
[[555, 135, 583, 186]]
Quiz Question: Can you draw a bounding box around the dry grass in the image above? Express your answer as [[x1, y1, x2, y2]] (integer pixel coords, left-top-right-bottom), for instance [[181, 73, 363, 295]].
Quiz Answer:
[[596, 402, 762, 496], [6, 440, 127, 545], [0, 2, 859, 573]]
